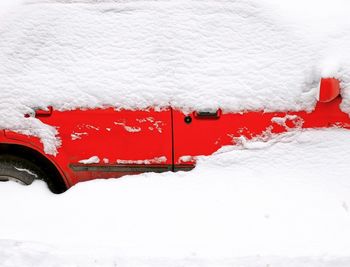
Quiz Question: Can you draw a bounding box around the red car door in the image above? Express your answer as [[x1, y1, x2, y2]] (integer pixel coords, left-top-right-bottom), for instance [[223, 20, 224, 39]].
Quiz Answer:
[[172, 109, 276, 168], [172, 96, 350, 169], [38, 108, 173, 185]]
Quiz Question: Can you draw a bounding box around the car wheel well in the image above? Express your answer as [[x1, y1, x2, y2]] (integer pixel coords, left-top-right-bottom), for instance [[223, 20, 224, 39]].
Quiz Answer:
[[0, 143, 67, 194]]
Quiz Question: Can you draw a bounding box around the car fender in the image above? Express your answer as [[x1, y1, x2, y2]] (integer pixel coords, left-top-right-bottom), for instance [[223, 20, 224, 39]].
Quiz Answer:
[[0, 130, 71, 188]]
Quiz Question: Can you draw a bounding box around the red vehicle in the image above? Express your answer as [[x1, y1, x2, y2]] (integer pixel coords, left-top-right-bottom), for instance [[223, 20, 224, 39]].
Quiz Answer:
[[0, 78, 347, 193]]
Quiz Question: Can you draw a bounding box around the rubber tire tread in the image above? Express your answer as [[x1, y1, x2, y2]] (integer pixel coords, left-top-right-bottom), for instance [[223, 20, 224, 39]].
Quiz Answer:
[[0, 155, 46, 185]]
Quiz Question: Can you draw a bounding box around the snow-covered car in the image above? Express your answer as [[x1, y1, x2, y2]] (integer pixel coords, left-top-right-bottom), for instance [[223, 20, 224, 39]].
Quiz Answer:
[[0, 77, 345, 193], [1, 1, 350, 193]]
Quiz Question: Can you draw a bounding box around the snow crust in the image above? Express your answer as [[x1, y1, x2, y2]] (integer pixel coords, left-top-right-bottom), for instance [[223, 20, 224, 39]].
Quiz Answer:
[[78, 156, 100, 164], [2, 0, 350, 152], [114, 122, 142, 133], [116, 156, 167, 164], [1, 129, 350, 266]]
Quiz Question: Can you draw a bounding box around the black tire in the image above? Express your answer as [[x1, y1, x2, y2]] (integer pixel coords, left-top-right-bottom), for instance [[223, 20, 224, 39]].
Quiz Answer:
[[0, 155, 46, 185]]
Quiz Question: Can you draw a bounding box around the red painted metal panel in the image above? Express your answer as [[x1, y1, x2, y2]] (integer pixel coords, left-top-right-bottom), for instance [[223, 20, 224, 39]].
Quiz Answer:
[[37, 108, 173, 185], [173, 97, 350, 165], [0, 132, 71, 187]]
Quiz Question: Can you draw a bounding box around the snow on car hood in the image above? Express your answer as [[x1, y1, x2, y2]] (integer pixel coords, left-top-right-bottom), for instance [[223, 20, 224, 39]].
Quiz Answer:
[[1, 0, 350, 153]]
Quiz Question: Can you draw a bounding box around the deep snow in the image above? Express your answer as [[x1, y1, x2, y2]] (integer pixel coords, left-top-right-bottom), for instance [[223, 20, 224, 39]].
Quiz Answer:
[[1, 129, 350, 266], [2, 0, 350, 152], [2, 1, 350, 266]]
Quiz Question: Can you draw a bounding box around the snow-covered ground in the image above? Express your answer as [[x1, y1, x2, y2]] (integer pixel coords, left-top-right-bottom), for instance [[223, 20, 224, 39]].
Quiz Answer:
[[2, 129, 350, 266]]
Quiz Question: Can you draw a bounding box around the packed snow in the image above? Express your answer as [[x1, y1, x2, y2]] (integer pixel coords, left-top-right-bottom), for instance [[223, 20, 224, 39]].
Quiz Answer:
[[116, 156, 167, 164], [1, 0, 350, 152], [2, 129, 350, 266], [114, 122, 142, 133], [78, 156, 100, 164]]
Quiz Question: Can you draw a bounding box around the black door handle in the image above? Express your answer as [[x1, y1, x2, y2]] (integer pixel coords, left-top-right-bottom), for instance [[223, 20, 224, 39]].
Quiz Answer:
[[194, 109, 221, 119]]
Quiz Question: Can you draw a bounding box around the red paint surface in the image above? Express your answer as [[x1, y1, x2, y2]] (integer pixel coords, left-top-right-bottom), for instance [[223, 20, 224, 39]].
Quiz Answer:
[[319, 78, 340, 103], [1, 79, 350, 188], [173, 97, 350, 165], [44, 108, 173, 185]]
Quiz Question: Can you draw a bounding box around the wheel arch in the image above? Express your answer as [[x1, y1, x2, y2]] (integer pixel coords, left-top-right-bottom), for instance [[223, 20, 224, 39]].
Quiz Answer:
[[0, 142, 68, 193]]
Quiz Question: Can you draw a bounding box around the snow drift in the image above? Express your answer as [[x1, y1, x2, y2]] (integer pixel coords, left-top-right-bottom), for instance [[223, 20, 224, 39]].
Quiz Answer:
[[1, 0, 350, 152], [1, 129, 350, 266]]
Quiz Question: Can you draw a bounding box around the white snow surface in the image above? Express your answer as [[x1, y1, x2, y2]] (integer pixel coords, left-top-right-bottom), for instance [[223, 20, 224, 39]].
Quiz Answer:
[[78, 155, 100, 164], [1, 128, 350, 266], [2, 0, 350, 153], [0, 0, 23, 21], [116, 156, 167, 164]]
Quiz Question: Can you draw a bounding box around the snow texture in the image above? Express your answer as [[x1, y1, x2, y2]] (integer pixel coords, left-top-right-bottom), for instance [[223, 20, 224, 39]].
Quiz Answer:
[[2, 0, 350, 152], [116, 156, 167, 164], [179, 155, 194, 163], [1, 129, 350, 266], [114, 122, 142, 133], [78, 156, 100, 164]]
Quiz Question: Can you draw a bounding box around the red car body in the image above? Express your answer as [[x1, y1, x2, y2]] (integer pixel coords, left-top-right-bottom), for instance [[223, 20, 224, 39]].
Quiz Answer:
[[0, 78, 348, 192]]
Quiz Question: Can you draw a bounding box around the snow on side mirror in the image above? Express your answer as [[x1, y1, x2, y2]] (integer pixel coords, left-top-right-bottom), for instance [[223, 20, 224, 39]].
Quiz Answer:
[[317, 78, 340, 103]]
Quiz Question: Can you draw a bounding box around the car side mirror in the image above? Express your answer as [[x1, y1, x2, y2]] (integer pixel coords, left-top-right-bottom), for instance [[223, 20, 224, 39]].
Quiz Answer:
[[317, 78, 340, 103]]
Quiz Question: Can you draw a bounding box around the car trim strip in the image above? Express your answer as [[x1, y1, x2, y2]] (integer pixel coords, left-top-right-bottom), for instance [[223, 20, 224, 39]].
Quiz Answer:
[[69, 164, 194, 173]]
